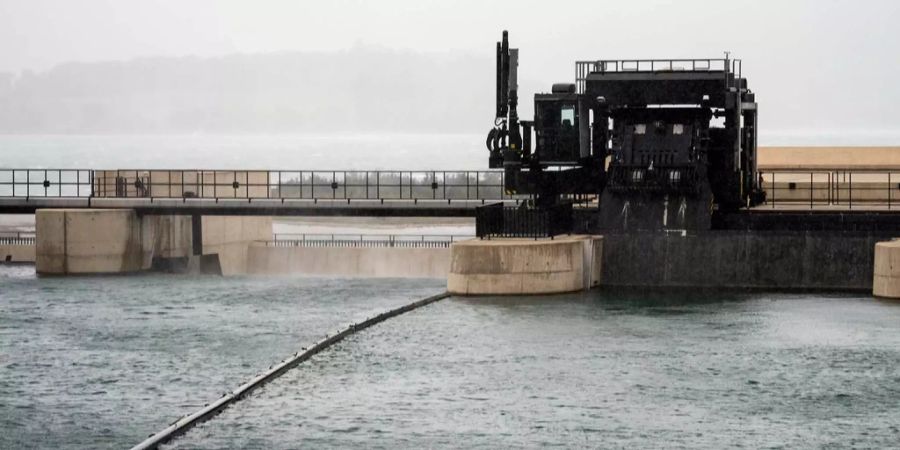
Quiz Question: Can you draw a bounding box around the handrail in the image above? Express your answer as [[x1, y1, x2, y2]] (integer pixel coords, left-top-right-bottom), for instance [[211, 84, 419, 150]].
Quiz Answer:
[[0, 236, 35, 246], [476, 202, 573, 239], [760, 168, 900, 209], [264, 233, 473, 248], [575, 58, 731, 93], [6, 167, 900, 211], [0, 169, 521, 202], [578, 58, 729, 73], [0, 232, 36, 246], [575, 58, 743, 94]]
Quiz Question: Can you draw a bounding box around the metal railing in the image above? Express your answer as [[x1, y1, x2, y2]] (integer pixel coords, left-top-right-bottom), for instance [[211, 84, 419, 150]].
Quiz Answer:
[[0, 232, 35, 246], [576, 58, 740, 93], [760, 168, 900, 209], [262, 233, 472, 248], [476, 202, 573, 239], [8, 167, 900, 211], [0, 169, 93, 197], [0, 169, 521, 202]]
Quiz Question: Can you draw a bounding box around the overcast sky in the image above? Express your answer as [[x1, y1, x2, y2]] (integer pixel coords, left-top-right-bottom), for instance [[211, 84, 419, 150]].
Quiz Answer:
[[1, 0, 898, 134]]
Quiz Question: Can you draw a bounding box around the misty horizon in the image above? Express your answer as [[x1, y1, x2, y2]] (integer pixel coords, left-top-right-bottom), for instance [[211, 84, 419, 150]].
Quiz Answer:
[[0, 0, 898, 141]]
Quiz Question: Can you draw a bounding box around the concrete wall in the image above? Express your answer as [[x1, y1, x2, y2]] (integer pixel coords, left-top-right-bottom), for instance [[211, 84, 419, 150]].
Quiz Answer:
[[142, 215, 192, 259], [0, 244, 36, 263], [36, 209, 148, 274], [35, 210, 271, 276], [873, 240, 900, 298], [140, 215, 272, 275], [601, 231, 885, 290], [203, 216, 272, 275], [758, 146, 900, 170], [247, 245, 450, 278], [755, 147, 900, 203], [447, 236, 603, 295]]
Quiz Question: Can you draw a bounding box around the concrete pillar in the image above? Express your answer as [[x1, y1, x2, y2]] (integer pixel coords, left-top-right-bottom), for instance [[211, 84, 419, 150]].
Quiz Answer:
[[447, 235, 603, 295], [34, 210, 272, 276], [873, 239, 900, 298], [36, 209, 148, 275], [201, 216, 273, 275]]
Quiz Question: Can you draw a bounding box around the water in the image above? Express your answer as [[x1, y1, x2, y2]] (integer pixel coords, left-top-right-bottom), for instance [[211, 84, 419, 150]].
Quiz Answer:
[[6, 266, 899, 448], [0, 266, 445, 449], [163, 291, 900, 449], [3, 133, 900, 448]]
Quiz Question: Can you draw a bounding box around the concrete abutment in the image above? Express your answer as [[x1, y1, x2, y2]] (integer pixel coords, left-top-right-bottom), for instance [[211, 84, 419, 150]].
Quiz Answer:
[[34, 209, 271, 276], [447, 235, 603, 295], [873, 239, 900, 298]]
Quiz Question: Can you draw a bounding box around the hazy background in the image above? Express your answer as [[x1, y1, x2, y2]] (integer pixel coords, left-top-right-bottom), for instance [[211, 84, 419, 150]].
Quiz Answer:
[[0, 0, 898, 139]]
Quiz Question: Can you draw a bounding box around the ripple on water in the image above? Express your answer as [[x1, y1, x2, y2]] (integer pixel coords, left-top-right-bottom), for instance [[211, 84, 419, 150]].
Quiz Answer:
[[165, 292, 900, 449], [0, 266, 444, 450]]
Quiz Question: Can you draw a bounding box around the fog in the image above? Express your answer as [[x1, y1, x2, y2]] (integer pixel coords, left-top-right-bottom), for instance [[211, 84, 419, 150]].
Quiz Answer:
[[0, 0, 898, 137]]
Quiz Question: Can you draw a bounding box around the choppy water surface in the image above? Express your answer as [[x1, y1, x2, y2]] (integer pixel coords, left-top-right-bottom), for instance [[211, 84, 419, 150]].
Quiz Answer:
[[0, 266, 444, 449], [169, 290, 900, 449], [3, 267, 900, 449]]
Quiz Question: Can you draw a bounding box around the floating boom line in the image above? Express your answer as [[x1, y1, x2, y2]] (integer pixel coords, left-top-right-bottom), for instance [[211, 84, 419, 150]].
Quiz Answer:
[[131, 291, 451, 450]]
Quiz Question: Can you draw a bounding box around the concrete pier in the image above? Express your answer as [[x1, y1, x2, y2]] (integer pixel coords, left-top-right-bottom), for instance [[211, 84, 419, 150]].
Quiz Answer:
[[873, 239, 900, 298], [34, 209, 271, 275], [197, 216, 273, 275], [36, 209, 148, 274], [447, 235, 603, 295]]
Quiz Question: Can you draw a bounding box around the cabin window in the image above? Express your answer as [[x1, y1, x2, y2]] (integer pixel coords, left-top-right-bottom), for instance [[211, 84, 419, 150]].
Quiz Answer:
[[634, 124, 646, 135], [673, 124, 684, 135], [560, 106, 575, 127]]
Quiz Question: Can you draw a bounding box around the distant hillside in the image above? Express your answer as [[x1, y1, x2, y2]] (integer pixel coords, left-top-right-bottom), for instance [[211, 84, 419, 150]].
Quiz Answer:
[[0, 48, 494, 134]]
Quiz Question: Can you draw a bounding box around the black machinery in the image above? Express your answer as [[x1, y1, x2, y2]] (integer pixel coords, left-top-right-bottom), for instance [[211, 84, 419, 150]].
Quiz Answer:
[[486, 31, 765, 233]]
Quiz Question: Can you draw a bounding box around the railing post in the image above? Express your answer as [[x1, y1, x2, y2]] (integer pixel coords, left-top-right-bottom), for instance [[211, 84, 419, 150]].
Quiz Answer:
[[476, 171, 480, 199], [771, 172, 775, 208], [829, 172, 833, 205]]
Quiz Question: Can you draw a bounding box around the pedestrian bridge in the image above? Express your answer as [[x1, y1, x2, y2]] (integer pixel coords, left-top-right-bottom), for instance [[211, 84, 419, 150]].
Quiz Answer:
[[0, 168, 524, 216], [4, 166, 900, 215]]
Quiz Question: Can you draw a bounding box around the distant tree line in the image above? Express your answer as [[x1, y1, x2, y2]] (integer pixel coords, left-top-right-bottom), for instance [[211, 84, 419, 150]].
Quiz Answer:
[[0, 47, 493, 134]]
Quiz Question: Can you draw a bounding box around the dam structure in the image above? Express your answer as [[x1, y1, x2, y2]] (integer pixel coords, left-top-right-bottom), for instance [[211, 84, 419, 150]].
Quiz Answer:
[[2, 157, 900, 295], [3, 32, 900, 296], [0, 169, 505, 276], [453, 31, 900, 295]]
